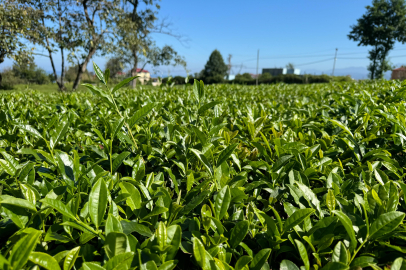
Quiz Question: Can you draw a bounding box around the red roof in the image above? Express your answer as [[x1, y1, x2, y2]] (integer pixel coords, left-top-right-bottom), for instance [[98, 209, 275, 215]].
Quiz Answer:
[[136, 68, 149, 73], [393, 67, 406, 71]]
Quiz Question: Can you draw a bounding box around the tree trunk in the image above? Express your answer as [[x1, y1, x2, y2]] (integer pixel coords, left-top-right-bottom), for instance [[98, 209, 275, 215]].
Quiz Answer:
[[370, 46, 378, 80], [60, 47, 65, 90], [40, 1, 65, 91], [371, 57, 376, 80], [130, 51, 138, 88], [72, 47, 97, 90], [46, 43, 65, 91], [0, 55, 4, 86]]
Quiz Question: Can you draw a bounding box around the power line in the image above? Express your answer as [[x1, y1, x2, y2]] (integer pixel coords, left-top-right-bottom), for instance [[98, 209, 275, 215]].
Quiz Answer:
[[332, 49, 338, 76], [295, 58, 334, 67], [230, 57, 334, 70], [340, 54, 406, 60], [236, 48, 406, 63]]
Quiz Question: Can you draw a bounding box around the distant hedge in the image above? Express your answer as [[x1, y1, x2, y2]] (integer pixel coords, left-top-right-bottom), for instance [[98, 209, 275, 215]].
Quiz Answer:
[[161, 74, 353, 85], [231, 74, 353, 85]]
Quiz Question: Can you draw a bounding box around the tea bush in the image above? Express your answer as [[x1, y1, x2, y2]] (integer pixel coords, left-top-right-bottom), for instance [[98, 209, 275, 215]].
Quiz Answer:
[[0, 63, 405, 270]]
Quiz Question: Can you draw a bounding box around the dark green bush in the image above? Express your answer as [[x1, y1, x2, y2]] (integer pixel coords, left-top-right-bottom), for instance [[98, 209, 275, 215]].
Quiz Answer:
[[230, 74, 353, 85], [0, 68, 24, 90], [162, 75, 194, 85], [12, 62, 50, 85]]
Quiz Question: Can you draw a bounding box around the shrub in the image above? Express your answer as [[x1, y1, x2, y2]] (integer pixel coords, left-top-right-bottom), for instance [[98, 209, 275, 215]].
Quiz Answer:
[[12, 62, 50, 85], [0, 68, 23, 90]]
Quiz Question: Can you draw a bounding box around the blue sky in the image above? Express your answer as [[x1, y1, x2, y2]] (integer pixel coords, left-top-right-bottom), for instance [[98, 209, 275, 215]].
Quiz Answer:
[[4, 0, 406, 79]]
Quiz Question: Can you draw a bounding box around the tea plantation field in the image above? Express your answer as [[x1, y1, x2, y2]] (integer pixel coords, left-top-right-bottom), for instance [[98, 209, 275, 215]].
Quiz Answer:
[[1, 68, 406, 270]]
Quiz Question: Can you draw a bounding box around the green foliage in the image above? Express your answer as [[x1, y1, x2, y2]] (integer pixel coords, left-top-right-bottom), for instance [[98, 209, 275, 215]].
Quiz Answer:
[[64, 65, 95, 84], [116, 1, 185, 88], [0, 61, 51, 90], [0, 0, 42, 66], [232, 74, 353, 85], [105, 57, 125, 78], [11, 61, 50, 85], [235, 73, 253, 82], [348, 0, 406, 79], [1, 64, 406, 269], [0, 68, 23, 90], [200, 50, 228, 83]]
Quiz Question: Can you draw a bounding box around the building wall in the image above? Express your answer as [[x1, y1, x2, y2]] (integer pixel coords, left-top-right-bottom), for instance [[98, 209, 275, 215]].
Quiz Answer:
[[262, 68, 300, 76], [262, 68, 285, 76], [136, 72, 151, 84], [286, 69, 301, 75], [391, 70, 406, 80]]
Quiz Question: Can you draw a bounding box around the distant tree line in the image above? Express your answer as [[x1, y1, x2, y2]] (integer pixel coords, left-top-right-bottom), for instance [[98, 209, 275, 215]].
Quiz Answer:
[[0, 61, 51, 90], [162, 50, 352, 85], [162, 73, 352, 86]]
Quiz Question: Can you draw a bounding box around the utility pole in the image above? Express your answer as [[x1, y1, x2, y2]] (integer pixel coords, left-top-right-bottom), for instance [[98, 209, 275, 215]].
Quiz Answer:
[[256, 49, 259, 86], [227, 54, 232, 80], [332, 48, 338, 76]]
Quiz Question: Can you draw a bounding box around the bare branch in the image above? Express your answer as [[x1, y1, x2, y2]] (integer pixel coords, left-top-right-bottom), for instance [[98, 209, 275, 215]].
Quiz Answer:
[[151, 17, 190, 47]]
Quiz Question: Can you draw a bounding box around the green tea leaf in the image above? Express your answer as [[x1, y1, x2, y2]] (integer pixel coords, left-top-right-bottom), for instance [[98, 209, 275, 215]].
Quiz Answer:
[[280, 260, 300, 270], [198, 101, 221, 115], [63, 246, 80, 270], [10, 229, 41, 270], [332, 242, 349, 265], [93, 61, 106, 84], [41, 198, 76, 220], [250, 248, 272, 270], [29, 252, 61, 270], [89, 178, 108, 229], [104, 232, 129, 259], [235, 256, 253, 270], [119, 182, 142, 210], [332, 210, 357, 253], [229, 220, 249, 249], [217, 143, 239, 167], [128, 102, 156, 128], [190, 148, 213, 176], [214, 185, 231, 220], [369, 211, 405, 240], [193, 237, 206, 269], [112, 151, 130, 173], [283, 208, 314, 232], [112, 76, 138, 94], [50, 116, 69, 149]]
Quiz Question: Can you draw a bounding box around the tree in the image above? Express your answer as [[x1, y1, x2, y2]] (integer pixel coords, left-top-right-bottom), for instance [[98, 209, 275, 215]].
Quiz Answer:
[[286, 63, 295, 69], [0, 0, 42, 85], [259, 72, 272, 81], [11, 61, 50, 84], [348, 0, 406, 79], [115, 1, 186, 88], [201, 50, 228, 83], [69, 0, 121, 90], [105, 57, 124, 77], [34, 0, 82, 91], [235, 73, 253, 81], [64, 65, 94, 83]]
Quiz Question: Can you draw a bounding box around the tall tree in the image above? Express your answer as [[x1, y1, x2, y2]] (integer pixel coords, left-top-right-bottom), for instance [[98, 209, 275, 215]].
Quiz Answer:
[[201, 50, 228, 83], [105, 57, 124, 77], [34, 0, 82, 91], [348, 0, 406, 79], [70, 0, 121, 90], [0, 0, 42, 85], [116, 0, 186, 88]]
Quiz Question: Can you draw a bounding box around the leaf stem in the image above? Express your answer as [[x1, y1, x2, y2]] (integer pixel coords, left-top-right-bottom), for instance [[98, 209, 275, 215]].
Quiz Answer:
[[350, 238, 368, 264], [110, 94, 138, 149]]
